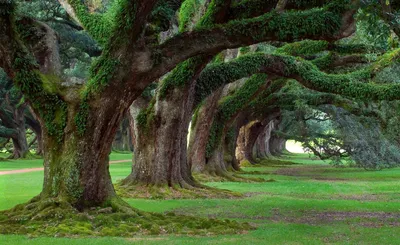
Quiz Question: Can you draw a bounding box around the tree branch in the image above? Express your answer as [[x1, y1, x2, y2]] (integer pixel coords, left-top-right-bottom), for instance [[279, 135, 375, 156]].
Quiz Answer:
[[195, 49, 400, 103], [141, 2, 358, 78]]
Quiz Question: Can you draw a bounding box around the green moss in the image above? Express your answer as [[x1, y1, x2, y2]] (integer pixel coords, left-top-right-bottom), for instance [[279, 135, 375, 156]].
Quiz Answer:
[[0, 196, 252, 237], [159, 57, 200, 98], [205, 74, 268, 157], [276, 40, 329, 56], [136, 98, 156, 130], [39, 73, 62, 94], [66, 0, 115, 46], [178, 0, 203, 32], [13, 53, 67, 142], [221, 1, 348, 42]]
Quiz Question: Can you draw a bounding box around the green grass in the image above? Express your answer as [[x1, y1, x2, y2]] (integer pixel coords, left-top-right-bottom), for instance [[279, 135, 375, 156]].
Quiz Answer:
[[1, 153, 400, 244], [0, 152, 132, 171]]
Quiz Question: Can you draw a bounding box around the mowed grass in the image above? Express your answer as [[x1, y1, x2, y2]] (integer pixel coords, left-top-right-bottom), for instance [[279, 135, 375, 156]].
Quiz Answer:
[[0, 152, 133, 171], [1, 153, 400, 244]]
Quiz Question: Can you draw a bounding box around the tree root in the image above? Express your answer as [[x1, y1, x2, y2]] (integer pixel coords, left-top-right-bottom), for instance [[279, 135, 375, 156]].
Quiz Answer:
[[0, 196, 253, 237], [115, 182, 243, 199]]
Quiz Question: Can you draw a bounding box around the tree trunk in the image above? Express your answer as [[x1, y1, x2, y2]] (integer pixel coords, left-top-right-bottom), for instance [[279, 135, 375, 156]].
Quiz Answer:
[[270, 135, 287, 156], [264, 120, 276, 158], [10, 128, 29, 159], [255, 128, 267, 159], [26, 108, 43, 155], [34, 96, 132, 211], [206, 123, 241, 176], [112, 116, 132, 152], [188, 88, 223, 173], [236, 121, 261, 164], [8, 105, 29, 159], [122, 82, 197, 188]]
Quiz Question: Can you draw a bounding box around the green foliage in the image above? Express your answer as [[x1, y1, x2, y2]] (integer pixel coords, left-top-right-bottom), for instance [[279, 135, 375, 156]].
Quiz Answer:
[[178, 0, 203, 32], [66, 0, 115, 46]]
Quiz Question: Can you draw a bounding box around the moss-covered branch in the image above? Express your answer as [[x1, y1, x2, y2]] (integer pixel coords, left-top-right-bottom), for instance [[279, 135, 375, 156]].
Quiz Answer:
[[196, 49, 400, 103], [150, 0, 358, 77], [1, 1, 67, 141], [58, 0, 113, 46]]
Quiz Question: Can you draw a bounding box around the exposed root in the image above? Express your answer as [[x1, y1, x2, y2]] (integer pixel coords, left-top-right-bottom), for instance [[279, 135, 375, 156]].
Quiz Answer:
[[115, 182, 242, 199], [0, 196, 253, 237]]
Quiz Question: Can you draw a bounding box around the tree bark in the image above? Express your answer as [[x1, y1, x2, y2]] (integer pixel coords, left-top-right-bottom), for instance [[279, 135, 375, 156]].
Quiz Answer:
[[0, 104, 30, 159], [112, 116, 132, 152], [270, 135, 287, 156], [189, 88, 224, 173], [26, 108, 43, 155], [36, 97, 130, 210], [235, 121, 262, 164], [122, 82, 197, 188]]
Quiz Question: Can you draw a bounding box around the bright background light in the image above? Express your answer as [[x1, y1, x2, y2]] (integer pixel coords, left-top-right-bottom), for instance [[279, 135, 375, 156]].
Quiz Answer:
[[286, 140, 305, 153]]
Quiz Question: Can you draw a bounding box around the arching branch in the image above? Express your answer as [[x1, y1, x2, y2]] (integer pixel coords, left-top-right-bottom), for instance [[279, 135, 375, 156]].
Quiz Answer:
[[140, 1, 358, 78]]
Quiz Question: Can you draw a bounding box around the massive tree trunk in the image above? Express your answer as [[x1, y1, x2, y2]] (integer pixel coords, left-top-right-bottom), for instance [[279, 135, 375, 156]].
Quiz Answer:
[[236, 122, 260, 164], [205, 113, 247, 177], [236, 113, 281, 163], [189, 88, 223, 173], [37, 98, 129, 210], [236, 121, 263, 164], [206, 130, 241, 176], [122, 82, 197, 188], [268, 118, 286, 156]]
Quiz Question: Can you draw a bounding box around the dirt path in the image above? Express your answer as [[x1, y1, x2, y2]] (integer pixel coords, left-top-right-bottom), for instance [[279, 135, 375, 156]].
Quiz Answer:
[[0, 159, 131, 176]]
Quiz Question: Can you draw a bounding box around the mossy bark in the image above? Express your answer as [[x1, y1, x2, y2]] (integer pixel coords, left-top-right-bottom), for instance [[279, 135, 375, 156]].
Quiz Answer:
[[205, 125, 240, 177], [122, 83, 198, 189], [36, 97, 131, 210], [236, 121, 264, 164], [189, 88, 224, 173]]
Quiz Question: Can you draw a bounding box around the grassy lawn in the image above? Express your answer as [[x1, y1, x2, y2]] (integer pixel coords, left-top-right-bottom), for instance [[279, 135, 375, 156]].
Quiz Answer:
[[0, 152, 133, 171], [1, 153, 399, 244]]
